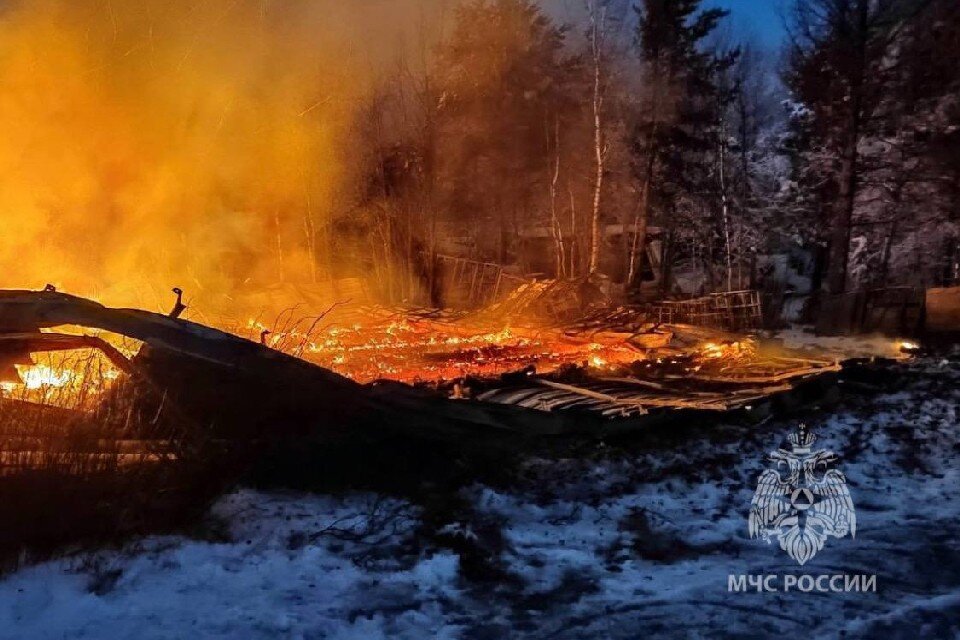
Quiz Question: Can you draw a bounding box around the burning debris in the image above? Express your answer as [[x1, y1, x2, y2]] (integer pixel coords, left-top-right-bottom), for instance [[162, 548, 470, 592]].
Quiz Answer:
[[0, 287, 848, 440], [230, 286, 801, 395], [255, 312, 646, 385], [0, 286, 915, 571]]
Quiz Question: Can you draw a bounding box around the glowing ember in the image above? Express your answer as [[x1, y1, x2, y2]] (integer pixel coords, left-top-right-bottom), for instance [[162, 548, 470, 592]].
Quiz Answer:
[[0, 308, 771, 400], [589, 355, 608, 369], [699, 340, 756, 361], [248, 314, 645, 384]]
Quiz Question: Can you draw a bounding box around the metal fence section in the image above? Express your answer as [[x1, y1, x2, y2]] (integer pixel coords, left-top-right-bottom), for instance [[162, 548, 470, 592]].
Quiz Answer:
[[648, 290, 764, 332], [432, 254, 531, 309]]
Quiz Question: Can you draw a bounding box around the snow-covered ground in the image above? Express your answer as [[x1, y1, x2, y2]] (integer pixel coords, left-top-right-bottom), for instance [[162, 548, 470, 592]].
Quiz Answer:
[[0, 358, 958, 639]]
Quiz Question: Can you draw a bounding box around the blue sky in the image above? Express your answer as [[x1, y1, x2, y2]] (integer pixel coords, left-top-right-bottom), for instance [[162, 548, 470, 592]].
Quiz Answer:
[[545, 0, 790, 50], [707, 0, 789, 47]]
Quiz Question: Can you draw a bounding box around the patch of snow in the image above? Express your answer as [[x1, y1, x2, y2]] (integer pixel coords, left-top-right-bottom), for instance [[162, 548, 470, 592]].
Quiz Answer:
[[0, 493, 462, 640], [1, 359, 959, 637]]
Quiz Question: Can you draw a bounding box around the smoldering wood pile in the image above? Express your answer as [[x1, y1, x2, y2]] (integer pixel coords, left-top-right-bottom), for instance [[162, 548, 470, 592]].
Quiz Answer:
[[459, 322, 840, 419], [457, 292, 838, 418], [0, 288, 849, 474], [0, 290, 570, 466]]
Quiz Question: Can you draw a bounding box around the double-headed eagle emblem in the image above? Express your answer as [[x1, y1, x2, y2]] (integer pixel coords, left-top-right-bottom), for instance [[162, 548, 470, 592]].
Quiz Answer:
[[749, 424, 856, 565]]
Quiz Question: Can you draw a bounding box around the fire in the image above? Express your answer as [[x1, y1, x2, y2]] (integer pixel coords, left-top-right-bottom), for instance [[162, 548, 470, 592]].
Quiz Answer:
[[0, 1, 401, 310], [0, 345, 125, 405], [0, 363, 76, 398], [244, 311, 643, 384], [699, 340, 756, 360], [240, 310, 783, 386], [0, 299, 776, 404], [16, 364, 72, 390], [589, 355, 608, 369]]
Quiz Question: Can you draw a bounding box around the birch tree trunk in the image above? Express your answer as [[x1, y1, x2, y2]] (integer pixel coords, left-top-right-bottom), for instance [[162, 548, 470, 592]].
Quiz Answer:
[[547, 118, 566, 278], [587, 1, 606, 275], [303, 194, 318, 284], [568, 187, 578, 277], [718, 109, 733, 292], [274, 208, 285, 283], [627, 126, 657, 290]]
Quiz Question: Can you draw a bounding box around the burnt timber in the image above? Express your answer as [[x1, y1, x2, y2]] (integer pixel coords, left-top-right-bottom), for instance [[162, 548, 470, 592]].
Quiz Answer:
[[0, 288, 850, 452]]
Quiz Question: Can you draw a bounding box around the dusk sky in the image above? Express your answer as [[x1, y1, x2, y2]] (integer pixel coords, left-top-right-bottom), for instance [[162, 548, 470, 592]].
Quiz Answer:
[[707, 0, 789, 48], [545, 0, 791, 51]]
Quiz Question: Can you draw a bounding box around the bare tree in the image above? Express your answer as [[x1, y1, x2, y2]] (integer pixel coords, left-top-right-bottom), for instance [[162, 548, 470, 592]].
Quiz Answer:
[[586, 0, 608, 275], [546, 117, 567, 278]]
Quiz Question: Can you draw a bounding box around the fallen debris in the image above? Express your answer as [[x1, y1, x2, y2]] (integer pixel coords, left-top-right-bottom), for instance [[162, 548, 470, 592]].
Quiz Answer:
[[0, 288, 853, 469], [0, 287, 899, 565]]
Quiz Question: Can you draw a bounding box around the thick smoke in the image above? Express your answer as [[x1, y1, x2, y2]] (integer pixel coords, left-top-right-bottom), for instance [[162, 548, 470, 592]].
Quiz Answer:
[[0, 0, 441, 313]]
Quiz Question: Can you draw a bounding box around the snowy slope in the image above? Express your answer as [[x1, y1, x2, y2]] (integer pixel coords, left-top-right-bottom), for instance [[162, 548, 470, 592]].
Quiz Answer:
[[0, 359, 958, 639]]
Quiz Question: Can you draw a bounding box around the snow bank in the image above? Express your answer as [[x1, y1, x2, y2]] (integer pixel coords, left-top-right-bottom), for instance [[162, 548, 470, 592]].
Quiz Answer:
[[1, 359, 958, 638]]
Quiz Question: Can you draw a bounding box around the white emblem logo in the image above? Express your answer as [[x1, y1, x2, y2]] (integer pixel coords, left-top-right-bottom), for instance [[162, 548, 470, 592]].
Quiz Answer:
[[749, 424, 856, 565]]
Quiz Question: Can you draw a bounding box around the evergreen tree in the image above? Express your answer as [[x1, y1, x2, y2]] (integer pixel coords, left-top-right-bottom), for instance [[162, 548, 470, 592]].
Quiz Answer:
[[628, 0, 735, 295], [432, 0, 573, 265], [786, 0, 913, 296]]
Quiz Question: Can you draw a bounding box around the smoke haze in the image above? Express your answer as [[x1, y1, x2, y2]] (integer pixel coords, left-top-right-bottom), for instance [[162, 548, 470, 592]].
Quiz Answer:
[[0, 0, 444, 312]]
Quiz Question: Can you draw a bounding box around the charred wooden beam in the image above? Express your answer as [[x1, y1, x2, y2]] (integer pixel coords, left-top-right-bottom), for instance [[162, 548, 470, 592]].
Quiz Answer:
[[0, 289, 562, 449], [0, 332, 134, 373], [0, 289, 353, 380]]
